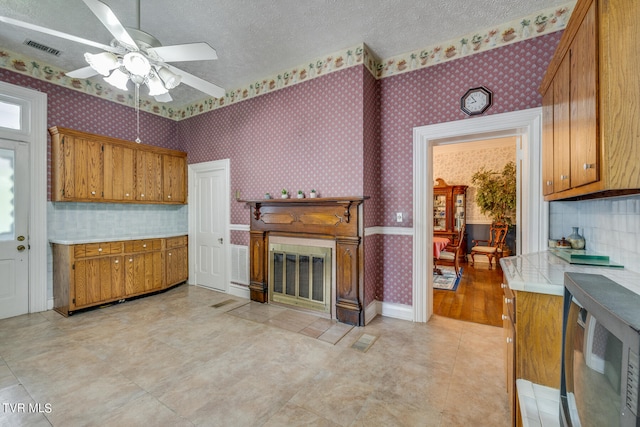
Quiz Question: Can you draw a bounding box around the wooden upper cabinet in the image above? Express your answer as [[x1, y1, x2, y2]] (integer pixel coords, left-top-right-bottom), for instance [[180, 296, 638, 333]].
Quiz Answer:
[[135, 150, 163, 202], [539, 0, 640, 201], [49, 127, 187, 204], [163, 154, 187, 203], [54, 134, 103, 201], [103, 143, 135, 201]]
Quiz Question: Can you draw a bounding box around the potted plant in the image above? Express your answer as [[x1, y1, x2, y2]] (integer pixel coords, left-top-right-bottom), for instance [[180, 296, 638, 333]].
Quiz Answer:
[[281, 189, 288, 199], [471, 161, 517, 257], [309, 189, 317, 198], [264, 192, 271, 199], [471, 161, 516, 225], [297, 190, 304, 199]]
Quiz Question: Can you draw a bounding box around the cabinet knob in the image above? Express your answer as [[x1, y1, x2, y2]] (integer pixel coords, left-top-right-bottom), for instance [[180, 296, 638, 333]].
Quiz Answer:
[[167, 195, 171, 199], [141, 194, 145, 197], [143, 244, 147, 248], [506, 337, 513, 344], [583, 163, 594, 170], [125, 193, 130, 197], [129, 258, 133, 262], [98, 247, 103, 252], [501, 283, 506, 289], [560, 175, 569, 180], [114, 259, 119, 264], [502, 314, 508, 321], [504, 297, 513, 304], [546, 180, 553, 186]]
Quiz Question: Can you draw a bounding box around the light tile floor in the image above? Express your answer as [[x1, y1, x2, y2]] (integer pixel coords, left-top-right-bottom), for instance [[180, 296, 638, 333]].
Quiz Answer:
[[0, 284, 509, 426]]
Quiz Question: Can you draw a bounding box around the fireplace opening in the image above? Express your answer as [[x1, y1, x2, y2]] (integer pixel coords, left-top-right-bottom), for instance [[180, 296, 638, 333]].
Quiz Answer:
[[268, 242, 332, 314]]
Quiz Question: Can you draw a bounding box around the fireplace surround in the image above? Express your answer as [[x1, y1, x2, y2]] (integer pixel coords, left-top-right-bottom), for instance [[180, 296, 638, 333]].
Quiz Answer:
[[243, 197, 367, 326]]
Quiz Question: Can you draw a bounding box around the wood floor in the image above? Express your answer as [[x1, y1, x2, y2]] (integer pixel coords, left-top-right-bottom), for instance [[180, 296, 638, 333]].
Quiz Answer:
[[433, 260, 504, 327]]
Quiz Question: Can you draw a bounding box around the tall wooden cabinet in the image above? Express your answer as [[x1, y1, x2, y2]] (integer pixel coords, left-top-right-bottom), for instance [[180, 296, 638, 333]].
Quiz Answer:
[[540, 0, 640, 200], [433, 178, 467, 245], [50, 127, 187, 204]]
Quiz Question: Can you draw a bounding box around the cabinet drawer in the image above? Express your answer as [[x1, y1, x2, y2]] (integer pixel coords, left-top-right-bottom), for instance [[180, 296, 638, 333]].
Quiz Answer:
[[83, 242, 123, 257], [166, 236, 187, 249], [125, 239, 162, 253]]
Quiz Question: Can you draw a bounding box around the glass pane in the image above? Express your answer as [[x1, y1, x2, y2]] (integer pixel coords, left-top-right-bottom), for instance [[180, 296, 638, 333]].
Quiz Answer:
[[299, 255, 309, 299], [273, 253, 283, 294], [286, 254, 296, 296], [0, 148, 15, 240], [312, 257, 324, 302], [0, 101, 21, 130]]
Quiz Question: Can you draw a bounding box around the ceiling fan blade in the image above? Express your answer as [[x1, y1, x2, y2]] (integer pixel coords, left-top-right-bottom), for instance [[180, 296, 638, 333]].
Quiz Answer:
[[148, 43, 218, 62], [165, 64, 225, 99], [65, 66, 100, 79], [81, 0, 138, 49], [154, 93, 173, 103], [0, 15, 120, 53]]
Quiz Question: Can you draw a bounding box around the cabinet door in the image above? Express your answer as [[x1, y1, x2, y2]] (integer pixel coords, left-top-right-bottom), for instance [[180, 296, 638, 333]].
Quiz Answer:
[[163, 154, 186, 203], [74, 256, 123, 308], [103, 143, 135, 202], [570, 2, 598, 188], [554, 54, 571, 193], [542, 88, 555, 196], [166, 246, 188, 286], [144, 251, 163, 292], [125, 254, 146, 296], [61, 135, 103, 200], [135, 150, 163, 202]]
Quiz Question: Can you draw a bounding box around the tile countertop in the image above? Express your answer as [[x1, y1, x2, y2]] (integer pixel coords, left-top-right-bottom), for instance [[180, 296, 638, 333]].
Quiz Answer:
[[500, 251, 640, 297], [49, 233, 188, 245]]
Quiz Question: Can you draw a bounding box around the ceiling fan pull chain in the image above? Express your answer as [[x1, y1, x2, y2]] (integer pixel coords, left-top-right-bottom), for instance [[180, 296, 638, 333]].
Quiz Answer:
[[135, 83, 141, 143]]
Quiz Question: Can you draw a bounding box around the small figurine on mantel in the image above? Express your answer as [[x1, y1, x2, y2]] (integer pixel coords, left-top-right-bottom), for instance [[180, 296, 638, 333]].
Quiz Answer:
[[310, 189, 318, 198], [297, 190, 304, 199], [281, 189, 288, 199]]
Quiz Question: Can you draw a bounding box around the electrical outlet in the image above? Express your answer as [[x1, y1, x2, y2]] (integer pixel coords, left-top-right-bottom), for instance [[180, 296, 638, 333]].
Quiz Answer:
[[396, 212, 403, 222]]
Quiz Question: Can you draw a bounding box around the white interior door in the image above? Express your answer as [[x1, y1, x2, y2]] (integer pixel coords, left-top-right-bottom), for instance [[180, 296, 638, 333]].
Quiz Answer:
[[0, 139, 29, 319], [191, 162, 229, 291]]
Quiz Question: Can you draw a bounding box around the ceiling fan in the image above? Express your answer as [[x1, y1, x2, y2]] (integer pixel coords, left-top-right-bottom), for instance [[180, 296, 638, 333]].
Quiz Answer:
[[0, 0, 225, 102]]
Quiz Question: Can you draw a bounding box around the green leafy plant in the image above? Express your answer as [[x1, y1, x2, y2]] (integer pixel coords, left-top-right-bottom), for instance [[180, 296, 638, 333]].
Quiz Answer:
[[471, 161, 516, 225]]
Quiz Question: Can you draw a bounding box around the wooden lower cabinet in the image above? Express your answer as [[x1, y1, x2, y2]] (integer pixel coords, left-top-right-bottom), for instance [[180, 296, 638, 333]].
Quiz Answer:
[[502, 278, 563, 426], [52, 236, 188, 316]]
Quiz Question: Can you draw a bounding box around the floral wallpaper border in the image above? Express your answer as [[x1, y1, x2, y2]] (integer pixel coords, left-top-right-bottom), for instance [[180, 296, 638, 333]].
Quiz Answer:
[[0, 2, 574, 121]]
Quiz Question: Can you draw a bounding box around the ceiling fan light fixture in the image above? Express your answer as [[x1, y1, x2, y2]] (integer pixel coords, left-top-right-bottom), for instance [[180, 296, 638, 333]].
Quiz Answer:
[[147, 71, 168, 96], [84, 51, 119, 76], [122, 51, 151, 77], [158, 67, 181, 89], [104, 68, 130, 91]]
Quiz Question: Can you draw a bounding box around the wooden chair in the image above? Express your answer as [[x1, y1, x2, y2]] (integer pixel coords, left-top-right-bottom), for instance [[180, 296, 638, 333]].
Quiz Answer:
[[435, 225, 465, 276], [470, 222, 509, 270]]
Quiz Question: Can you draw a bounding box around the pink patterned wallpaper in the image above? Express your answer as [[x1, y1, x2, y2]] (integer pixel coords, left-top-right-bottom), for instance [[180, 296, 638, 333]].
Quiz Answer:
[[0, 69, 179, 200], [1, 31, 562, 308], [376, 32, 561, 305], [179, 66, 367, 226]]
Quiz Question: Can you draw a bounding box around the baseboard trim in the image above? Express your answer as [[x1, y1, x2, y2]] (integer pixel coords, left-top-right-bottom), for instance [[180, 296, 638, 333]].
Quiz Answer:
[[364, 300, 378, 325], [378, 301, 413, 322], [228, 283, 250, 299]]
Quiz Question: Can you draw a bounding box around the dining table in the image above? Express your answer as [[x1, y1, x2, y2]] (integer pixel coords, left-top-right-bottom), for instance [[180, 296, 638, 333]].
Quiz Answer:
[[433, 236, 450, 275]]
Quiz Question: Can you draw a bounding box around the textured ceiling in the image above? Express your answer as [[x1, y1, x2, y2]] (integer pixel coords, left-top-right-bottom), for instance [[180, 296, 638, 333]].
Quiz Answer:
[[0, 0, 570, 106]]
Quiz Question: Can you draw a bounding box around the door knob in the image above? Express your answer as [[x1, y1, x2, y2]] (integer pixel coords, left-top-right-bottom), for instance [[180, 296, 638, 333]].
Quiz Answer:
[[17, 235, 25, 241], [218, 238, 223, 244], [17, 245, 26, 252]]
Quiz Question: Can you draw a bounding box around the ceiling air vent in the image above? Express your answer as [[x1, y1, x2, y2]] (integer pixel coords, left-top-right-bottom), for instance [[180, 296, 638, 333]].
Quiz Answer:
[[23, 39, 61, 56]]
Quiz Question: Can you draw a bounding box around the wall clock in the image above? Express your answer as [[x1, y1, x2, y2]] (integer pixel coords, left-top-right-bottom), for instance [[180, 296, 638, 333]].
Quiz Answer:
[[460, 86, 493, 116]]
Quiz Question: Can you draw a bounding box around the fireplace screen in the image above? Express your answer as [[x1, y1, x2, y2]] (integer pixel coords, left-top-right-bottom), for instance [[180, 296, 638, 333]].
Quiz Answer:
[[268, 243, 332, 313]]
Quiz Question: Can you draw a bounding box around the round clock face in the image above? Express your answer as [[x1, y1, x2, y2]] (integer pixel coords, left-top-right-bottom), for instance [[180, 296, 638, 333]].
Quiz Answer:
[[461, 87, 492, 116]]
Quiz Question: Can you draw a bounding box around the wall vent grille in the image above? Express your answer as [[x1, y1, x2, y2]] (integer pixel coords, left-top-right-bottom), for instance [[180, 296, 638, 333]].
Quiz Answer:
[[23, 40, 61, 56]]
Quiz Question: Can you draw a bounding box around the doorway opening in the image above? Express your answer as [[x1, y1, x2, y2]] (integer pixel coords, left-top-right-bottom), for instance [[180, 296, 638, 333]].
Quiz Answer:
[[413, 108, 548, 323]]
